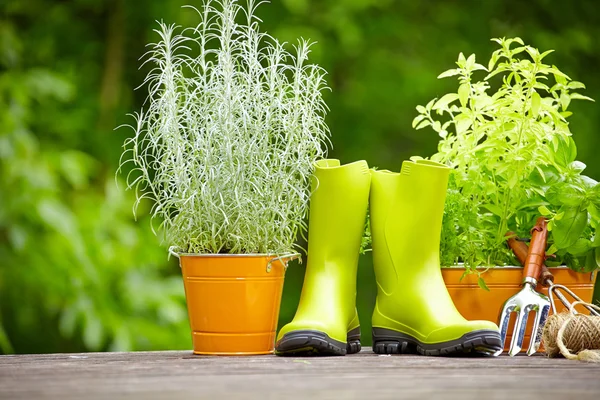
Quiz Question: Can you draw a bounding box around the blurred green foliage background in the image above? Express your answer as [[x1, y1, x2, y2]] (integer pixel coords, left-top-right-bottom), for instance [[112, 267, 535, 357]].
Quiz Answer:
[[1, 0, 599, 354]]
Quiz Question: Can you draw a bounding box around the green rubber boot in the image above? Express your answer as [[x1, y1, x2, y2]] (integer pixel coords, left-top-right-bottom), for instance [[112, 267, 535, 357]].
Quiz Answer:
[[275, 159, 371, 356], [370, 159, 502, 356]]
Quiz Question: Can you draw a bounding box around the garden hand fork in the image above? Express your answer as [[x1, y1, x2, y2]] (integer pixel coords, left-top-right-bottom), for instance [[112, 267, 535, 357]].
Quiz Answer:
[[499, 217, 551, 356], [507, 236, 600, 318]]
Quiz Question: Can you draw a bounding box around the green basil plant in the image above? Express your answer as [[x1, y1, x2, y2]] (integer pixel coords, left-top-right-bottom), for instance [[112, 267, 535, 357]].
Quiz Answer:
[[414, 37, 599, 275]]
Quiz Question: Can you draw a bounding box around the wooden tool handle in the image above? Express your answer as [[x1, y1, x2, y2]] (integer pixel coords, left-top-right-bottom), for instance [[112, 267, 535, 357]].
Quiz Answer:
[[506, 232, 528, 265], [539, 264, 554, 286], [506, 230, 554, 287], [523, 217, 549, 284]]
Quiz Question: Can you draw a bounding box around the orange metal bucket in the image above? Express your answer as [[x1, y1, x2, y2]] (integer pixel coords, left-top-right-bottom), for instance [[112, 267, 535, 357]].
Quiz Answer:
[[442, 266, 597, 352], [178, 254, 296, 355]]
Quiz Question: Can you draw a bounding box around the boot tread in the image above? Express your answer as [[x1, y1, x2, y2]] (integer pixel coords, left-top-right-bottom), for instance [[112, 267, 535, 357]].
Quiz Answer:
[[372, 328, 501, 356], [275, 329, 361, 356]]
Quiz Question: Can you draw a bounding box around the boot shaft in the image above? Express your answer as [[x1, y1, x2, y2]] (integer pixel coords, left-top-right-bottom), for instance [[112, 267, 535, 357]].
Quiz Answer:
[[306, 159, 371, 276], [387, 159, 450, 273], [370, 159, 450, 293]]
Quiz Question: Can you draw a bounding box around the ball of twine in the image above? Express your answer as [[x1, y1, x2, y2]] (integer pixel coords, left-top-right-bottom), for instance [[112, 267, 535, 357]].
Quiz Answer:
[[542, 302, 600, 363]]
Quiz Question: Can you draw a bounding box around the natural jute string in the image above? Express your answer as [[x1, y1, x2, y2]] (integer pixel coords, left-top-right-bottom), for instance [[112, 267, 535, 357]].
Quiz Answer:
[[542, 301, 600, 363]]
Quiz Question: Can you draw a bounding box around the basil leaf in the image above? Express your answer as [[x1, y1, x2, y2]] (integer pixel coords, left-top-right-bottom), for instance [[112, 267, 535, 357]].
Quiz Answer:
[[591, 183, 600, 206], [528, 165, 561, 187], [531, 91, 541, 117], [583, 249, 599, 272], [438, 69, 461, 79], [545, 183, 586, 207], [569, 161, 586, 174], [566, 238, 592, 256], [477, 277, 490, 292], [551, 207, 588, 249], [564, 254, 581, 271], [581, 175, 598, 189], [433, 93, 459, 111], [588, 204, 600, 223], [458, 83, 470, 107], [593, 232, 600, 247], [550, 136, 577, 167]]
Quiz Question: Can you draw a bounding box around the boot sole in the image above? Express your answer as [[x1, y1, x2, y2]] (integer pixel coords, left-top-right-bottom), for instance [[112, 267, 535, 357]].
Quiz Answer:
[[372, 327, 502, 356], [275, 327, 361, 356]]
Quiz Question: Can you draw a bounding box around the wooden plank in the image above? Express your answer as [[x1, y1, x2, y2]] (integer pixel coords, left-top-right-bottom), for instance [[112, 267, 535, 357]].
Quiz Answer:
[[1, 349, 599, 399]]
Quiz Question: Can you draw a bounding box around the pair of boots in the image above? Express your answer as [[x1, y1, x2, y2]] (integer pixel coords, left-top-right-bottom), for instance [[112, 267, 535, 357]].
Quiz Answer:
[[275, 159, 501, 356]]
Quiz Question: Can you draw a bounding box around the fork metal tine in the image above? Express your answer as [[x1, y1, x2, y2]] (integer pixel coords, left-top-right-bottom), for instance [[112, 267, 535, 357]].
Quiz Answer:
[[509, 308, 529, 356], [527, 303, 550, 356], [498, 303, 515, 349]]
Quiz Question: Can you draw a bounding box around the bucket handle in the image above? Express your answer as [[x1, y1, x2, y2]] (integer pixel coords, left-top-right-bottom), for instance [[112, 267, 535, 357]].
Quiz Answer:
[[267, 253, 301, 273], [168, 246, 181, 260]]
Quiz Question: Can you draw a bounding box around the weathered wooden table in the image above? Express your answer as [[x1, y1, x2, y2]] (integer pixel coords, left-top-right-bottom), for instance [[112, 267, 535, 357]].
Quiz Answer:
[[1, 349, 599, 399]]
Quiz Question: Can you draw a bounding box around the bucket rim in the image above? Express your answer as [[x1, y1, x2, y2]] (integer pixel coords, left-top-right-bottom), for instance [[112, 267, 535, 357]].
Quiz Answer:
[[169, 247, 301, 271], [172, 251, 299, 258], [442, 264, 572, 270]]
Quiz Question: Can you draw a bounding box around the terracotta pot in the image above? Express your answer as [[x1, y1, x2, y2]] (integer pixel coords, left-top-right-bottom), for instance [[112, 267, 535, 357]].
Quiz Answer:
[[442, 266, 597, 352], [178, 253, 297, 355]]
